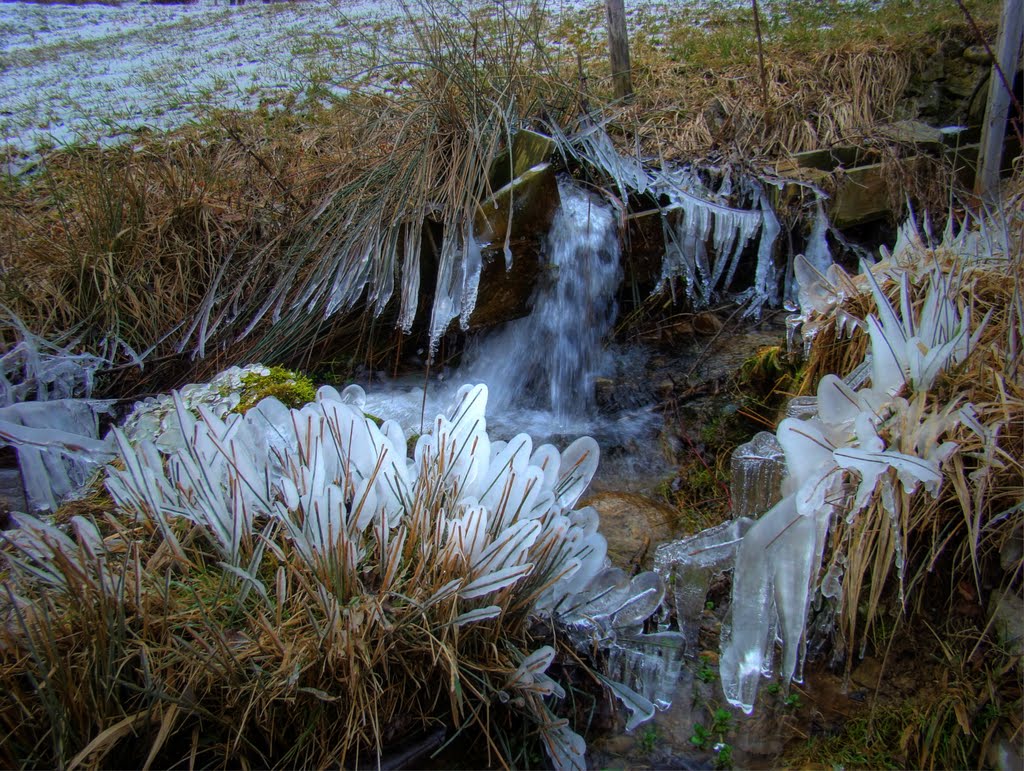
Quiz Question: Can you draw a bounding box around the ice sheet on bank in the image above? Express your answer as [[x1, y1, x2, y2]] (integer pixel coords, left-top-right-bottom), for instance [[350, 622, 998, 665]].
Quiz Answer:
[[0, 399, 114, 512]]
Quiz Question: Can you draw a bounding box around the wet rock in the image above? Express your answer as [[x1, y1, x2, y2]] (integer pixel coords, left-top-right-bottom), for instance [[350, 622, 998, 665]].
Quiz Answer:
[[487, 129, 555, 190], [730, 708, 786, 759], [692, 311, 723, 336], [851, 656, 884, 690], [473, 162, 558, 248], [0, 467, 27, 518], [624, 207, 670, 291], [469, 163, 559, 328], [585, 491, 679, 570], [682, 329, 782, 388]]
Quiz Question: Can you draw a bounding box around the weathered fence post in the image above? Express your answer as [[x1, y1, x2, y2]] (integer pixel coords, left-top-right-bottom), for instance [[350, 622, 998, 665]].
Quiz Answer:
[[975, 0, 1024, 200], [605, 0, 633, 101]]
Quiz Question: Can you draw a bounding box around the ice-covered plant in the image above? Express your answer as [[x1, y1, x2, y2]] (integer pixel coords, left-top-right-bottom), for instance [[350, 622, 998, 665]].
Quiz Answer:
[[721, 216, 994, 713], [1, 377, 669, 769]]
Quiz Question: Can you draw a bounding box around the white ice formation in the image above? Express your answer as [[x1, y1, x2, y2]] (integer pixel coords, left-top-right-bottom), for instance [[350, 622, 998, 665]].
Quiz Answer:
[[0, 326, 115, 511], [0, 399, 114, 512], [4, 377, 673, 769], [553, 121, 823, 315], [714, 216, 987, 712]]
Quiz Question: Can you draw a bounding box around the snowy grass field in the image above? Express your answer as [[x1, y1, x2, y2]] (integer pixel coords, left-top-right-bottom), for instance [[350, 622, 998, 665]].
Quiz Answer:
[[0, 0, 420, 156], [0, 0, 757, 161]]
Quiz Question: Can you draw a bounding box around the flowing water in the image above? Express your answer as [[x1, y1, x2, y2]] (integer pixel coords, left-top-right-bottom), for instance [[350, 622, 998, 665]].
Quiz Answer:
[[362, 176, 663, 483], [460, 176, 622, 424]]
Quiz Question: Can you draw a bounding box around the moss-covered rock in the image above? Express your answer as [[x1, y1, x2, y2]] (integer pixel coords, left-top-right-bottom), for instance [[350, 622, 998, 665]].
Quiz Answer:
[[232, 366, 316, 414]]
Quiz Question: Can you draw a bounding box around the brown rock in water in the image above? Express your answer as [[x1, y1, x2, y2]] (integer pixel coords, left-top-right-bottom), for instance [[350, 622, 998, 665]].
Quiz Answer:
[[584, 491, 679, 570], [692, 311, 723, 336]]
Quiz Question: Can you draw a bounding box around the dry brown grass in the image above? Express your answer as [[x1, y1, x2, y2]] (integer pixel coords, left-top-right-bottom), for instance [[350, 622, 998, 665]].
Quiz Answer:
[[629, 43, 915, 159]]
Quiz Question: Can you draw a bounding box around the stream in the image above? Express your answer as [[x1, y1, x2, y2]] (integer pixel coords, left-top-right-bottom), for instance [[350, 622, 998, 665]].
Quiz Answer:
[[350, 174, 817, 768]]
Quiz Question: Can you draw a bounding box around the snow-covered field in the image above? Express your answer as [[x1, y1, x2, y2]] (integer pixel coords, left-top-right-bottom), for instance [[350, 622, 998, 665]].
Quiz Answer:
[[0, 0, 421, 156], [0, 0, 741, 160]]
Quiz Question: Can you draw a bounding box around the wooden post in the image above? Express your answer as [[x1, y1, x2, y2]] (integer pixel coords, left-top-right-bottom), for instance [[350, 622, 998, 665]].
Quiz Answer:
[[605, 0, 633, 101], [975, 0, 1024, 201]]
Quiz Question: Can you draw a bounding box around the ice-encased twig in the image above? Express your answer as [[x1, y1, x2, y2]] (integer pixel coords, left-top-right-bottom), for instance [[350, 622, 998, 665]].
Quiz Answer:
[[654, 518, 753, 657], [730, 431, 786, 520]]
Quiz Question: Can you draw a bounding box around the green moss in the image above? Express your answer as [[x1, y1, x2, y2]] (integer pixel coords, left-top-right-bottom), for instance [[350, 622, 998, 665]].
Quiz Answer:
[[232, 366, 317, 415]]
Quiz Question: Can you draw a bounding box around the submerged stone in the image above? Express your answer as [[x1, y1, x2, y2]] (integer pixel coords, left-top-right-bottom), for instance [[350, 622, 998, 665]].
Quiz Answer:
[[584, 491, 678, 570]]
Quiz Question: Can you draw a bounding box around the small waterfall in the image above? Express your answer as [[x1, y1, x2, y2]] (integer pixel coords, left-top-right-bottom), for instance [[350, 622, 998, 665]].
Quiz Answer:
[[462, 176, 621, 425]]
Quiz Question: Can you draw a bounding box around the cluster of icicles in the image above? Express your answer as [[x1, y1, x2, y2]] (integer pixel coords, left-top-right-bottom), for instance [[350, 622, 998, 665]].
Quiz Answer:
[[296, 126, 795, 362], [4, 378, 681, 769], [716, 215, 993, 712]]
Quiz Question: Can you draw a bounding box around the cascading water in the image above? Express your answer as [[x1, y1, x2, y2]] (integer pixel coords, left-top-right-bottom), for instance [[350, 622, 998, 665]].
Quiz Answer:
[[461, 176, 622, 425]]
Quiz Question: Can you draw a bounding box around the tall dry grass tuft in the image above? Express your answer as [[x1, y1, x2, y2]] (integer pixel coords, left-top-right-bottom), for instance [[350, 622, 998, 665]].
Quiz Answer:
[[221, 0, 583, 367], [0, 116, 322, 390], [638, 45, 915, 159]]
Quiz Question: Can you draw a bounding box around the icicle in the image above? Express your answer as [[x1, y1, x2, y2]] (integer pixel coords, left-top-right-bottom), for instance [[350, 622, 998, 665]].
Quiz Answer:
[[803, 200, 833, 274], [654, 518, 753, 655], [427, 228, 464, 357], [371, 226, 400, 317], [324, 234, 374, 317], [742, 190, 781, 318], [425, 223, 486, 357], [398, 218, 422, 333], [458, 227, 483, 331]]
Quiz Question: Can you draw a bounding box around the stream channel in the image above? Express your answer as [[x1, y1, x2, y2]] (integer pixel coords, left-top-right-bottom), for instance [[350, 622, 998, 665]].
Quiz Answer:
[[350, 174, 835, 769]]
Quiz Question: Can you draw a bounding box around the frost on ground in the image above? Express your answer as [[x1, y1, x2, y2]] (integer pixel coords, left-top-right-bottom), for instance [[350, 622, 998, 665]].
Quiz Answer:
[[0, 0, 409, 158], [0, 0, 756, 164]]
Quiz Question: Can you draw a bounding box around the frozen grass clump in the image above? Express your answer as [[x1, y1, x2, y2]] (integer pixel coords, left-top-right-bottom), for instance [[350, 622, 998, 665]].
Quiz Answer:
[[721, 201, 1024, 714], [0, 378, 666, 769]]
